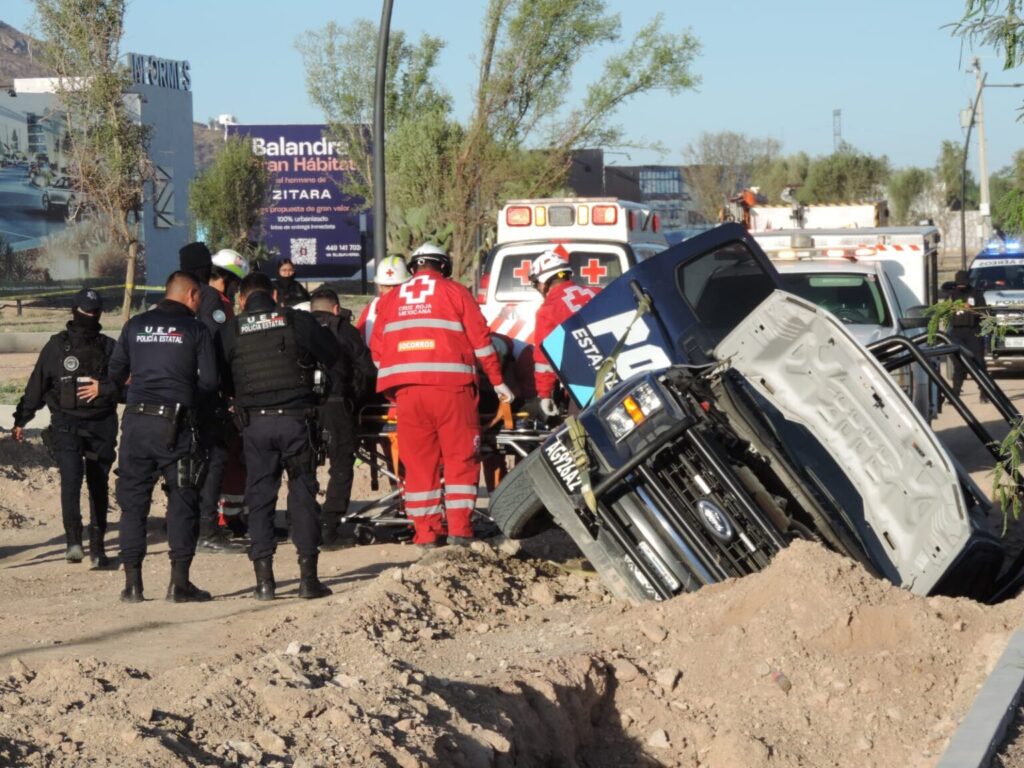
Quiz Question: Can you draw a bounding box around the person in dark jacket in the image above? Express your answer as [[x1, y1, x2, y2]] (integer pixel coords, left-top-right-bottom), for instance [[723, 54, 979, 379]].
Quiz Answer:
[[218, 273, 340, 600], [12, 288, 119, 566], [102, 271, 218, 604], [273, 258, 311, 308], [946, 269, 989, 397], [309, 287, 376, 547]]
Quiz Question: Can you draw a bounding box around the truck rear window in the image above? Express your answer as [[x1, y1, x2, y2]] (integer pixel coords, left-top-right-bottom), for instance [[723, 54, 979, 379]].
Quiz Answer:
[[779, 273, 891, 326], [493, 249, 624, 301]]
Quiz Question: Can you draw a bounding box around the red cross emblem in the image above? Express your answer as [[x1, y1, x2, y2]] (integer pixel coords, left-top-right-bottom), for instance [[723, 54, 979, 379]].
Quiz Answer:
[[512, 259, 533, 286], [399, 277, 435, 304], [580, 258, 608, 285], [385, 268, 394, 277]]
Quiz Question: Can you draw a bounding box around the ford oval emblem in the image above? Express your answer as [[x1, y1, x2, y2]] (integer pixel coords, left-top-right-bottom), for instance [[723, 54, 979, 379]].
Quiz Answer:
[[697, 499, 734, 543]]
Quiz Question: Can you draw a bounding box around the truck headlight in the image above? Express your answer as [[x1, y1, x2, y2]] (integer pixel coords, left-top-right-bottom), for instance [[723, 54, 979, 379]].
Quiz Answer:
[[608, 381, 664, 441]]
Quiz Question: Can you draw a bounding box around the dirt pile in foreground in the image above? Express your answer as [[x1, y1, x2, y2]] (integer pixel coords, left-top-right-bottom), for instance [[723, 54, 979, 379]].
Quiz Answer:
[[0, 538, 1021, 767]]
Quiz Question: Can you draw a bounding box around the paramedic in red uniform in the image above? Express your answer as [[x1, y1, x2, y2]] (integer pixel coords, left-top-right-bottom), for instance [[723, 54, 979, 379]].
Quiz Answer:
[[371, 244, 513, 547], [530, 247, 599, 417]]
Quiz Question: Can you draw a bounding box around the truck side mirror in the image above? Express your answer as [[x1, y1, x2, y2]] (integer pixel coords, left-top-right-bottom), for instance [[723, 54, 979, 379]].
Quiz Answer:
[[899, 305, 930, 330]]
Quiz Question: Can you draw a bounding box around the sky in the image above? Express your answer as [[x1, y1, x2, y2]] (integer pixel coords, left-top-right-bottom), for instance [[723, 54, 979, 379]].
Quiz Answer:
[[5, 0, 1023, 180]]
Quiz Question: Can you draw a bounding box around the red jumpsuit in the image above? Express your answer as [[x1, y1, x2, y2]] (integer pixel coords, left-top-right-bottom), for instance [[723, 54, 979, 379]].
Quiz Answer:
[[533, 280, 598, 399], [355, 296, 380, 347], [371, 269, 504, 544]]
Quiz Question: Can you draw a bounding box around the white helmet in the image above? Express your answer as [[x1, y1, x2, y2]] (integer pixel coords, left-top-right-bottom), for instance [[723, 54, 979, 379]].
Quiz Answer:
[[375, 255, 411, 286], [410, 243, 452, 277], [211, 248, 249, 281], [528, 247, 572, 287]]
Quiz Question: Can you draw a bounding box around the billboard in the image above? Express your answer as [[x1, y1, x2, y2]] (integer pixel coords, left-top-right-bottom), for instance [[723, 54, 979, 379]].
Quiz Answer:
[[227, 124, 367, 279]]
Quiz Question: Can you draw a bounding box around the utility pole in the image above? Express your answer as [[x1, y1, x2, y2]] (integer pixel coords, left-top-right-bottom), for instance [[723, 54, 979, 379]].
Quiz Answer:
[[372, 0, 394, 269], [974, 57, 991, 242], [833, 109, 842, 152]]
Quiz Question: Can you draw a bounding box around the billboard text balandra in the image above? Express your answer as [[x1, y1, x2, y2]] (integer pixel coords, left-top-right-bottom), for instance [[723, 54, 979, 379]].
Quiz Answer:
[[228, 124, 366, 279]]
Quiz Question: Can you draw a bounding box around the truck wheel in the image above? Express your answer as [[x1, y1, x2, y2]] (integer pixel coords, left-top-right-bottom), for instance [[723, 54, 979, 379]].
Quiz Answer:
[[488, 450, 552, 539]]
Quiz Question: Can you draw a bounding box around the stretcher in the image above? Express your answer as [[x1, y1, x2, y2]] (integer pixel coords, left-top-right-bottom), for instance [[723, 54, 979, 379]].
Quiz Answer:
[[342, 400, 551, 542]]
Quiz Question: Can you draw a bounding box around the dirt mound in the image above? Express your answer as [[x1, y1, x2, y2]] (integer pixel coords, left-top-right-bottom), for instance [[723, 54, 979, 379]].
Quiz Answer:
[[0, 517, 1020, 767]]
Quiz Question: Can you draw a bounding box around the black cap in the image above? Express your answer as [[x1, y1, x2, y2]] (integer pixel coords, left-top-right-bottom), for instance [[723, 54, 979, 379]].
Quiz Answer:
[[73, 288, 103, 313], [955, 270, 970, 286], [179, 241, 212, 273]]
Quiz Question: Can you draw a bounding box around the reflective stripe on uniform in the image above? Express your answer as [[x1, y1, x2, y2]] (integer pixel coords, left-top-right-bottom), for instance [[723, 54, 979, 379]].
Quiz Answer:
[[444, 484, 478, 496], [405, 503, 443, 518], [378, 362, 475, 378], [405, 489, 442, 502], [474, 344, 496, 358], [446, 498, 476, 510], [535, 362, 554, 373], [384, 319, 465, 333]]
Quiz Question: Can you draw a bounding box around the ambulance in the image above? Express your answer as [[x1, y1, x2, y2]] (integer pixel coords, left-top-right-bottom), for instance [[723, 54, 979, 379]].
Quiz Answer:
[[477, 198, 669, 358]]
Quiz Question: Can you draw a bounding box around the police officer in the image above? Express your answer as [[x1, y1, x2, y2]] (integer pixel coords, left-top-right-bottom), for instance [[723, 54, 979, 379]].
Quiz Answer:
[[309, 287, 376, 547], [218, 273, 340, 600], [180, 242, 247, 553], [104, 271, 217, 603], [947, 269, 989, 397], [371, 243, 513, 548], [11, 288, 119, 566]]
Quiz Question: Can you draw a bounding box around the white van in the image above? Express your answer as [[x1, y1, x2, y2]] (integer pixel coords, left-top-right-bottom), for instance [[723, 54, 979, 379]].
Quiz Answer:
[[477, 198, 668, 346]]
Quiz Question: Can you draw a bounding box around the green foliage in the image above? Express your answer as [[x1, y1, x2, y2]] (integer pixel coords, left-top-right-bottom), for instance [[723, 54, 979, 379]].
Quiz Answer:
[[993, 416, 1024, 531], [950, 1, 1024, 70], [34, 0, 153, 316], [936, 139, 979, 209], [682, 131, 781, 222], [298, 3, 701, 279], [189, 136, 274, 255], [801, 143, 890, 203], [995, 187, 1024, 233], [888, 167, 932, 224], [748, 152, 812, 205]]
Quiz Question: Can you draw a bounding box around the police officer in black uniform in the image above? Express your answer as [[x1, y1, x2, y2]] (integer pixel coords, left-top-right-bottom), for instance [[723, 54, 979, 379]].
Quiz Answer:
[[218, 273, 340, 600], [309, 287, 375, 547], [947, 269, 989, 397], [103, 271, 217, 603], [12, 288, 119, 566], [179, 240, 246, 553], [273, 258, 311, 308]]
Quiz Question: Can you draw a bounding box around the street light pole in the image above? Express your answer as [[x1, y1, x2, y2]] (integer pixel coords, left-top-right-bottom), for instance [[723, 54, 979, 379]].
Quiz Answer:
[[961, 71, 986, 270], [372, 0, 394, 270]]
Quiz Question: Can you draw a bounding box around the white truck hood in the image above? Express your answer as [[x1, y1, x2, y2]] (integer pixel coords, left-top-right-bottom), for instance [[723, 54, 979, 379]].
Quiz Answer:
[[714, 290, 971, 594]]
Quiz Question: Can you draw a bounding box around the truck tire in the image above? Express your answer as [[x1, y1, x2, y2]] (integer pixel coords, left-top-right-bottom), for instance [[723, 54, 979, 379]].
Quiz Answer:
[[488, 450, 552, 539]]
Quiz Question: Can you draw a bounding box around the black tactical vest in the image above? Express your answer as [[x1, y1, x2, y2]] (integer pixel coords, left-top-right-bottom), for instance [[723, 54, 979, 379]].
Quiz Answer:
[[57, 330, 110, 411], [230, 308, 313, 401]]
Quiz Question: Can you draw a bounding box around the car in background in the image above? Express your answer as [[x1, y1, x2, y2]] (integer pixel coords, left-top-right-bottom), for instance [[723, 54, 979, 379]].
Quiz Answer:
[[967, 238, 1024, 370], [41, 175, 89, 221]]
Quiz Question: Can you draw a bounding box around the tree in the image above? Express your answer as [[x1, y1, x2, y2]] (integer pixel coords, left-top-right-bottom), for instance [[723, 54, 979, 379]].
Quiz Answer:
[[949, 1, 1024, 71], [300, 3, 701, 278], [801, 144, 890, 203], [888, 167, 933, 224], [936, 139, 979, 210], [189, 135, 274, 257], [35, 0, 153, 319], [682, 131, 780, 223], [749, 152, 812, 205]]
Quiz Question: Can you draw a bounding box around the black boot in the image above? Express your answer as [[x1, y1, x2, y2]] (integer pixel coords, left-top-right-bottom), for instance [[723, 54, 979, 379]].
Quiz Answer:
[[297, 554, 332, 599], [165, 559, 212, 603], [253, 557, 276, 601], [197, 520, 246, 554], [89, 525, 111, 569], [120, 562, 143, 603]]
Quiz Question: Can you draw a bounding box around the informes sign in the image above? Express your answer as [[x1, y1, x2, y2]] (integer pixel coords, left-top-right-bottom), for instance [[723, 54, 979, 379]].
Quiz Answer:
[[228, 124, 366, 278]]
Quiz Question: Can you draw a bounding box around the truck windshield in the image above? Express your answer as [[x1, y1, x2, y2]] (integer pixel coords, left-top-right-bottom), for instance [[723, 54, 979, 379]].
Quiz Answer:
[[492, 247, 625, 302], [969, 262, 1024, 290], [779, 273, 891, 326]]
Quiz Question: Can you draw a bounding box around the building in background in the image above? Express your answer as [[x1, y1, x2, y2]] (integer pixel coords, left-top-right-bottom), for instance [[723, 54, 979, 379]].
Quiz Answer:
[[0, 52, 194, 286]]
